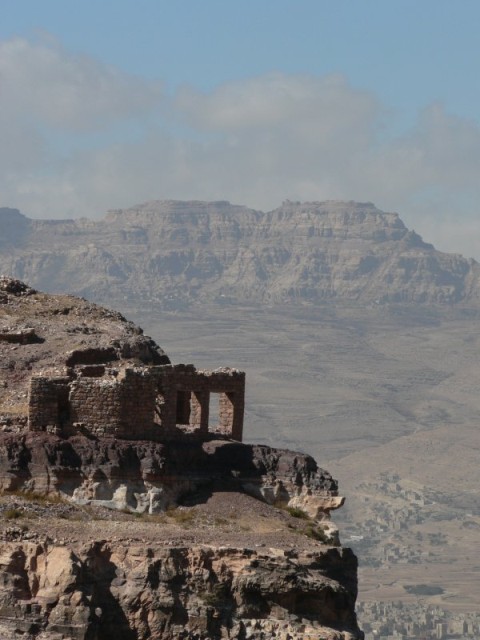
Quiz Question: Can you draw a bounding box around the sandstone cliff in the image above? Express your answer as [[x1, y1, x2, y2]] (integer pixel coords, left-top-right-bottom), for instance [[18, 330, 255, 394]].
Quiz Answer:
[[0, 435, 361, 640], [1, 201, 479, 307], [0, 538, 359, 640], [0, 433, 342, 526]]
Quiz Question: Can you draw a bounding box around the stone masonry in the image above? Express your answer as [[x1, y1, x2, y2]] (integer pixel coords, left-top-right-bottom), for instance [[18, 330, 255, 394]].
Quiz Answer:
[[28, 363, 245, 442]]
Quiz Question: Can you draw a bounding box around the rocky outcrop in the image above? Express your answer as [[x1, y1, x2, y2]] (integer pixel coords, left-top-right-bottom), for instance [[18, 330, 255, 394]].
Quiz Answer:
[[0, 278, 362, 638], [0, 433, 363, 639], [0, 431, 363, 638], [0, 540, 360, 640], [0, 200, 479, 307], [0, 277, 169, 425], [0, 433, 341, 531]]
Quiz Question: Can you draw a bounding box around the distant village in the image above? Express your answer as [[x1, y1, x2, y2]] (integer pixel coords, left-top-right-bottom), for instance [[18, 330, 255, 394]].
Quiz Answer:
[[340, 472, 480, 640], [359, 601, 480, 640]]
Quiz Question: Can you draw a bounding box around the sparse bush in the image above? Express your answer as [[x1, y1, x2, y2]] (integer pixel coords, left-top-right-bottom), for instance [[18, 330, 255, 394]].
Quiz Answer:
[[303, 524, 328, 543], [167, 507, 196, 526], [2, 489, 66, 505], [286, 506, 309, 520], [4, 508, 23, 520], [201, 583, 229, 608], [274, 500, 310, 520], [147, 513, 167, 524]]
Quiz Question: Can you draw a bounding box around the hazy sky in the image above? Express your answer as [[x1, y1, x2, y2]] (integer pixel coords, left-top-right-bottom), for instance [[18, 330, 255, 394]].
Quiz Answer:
[[2, 1, 480, 258]]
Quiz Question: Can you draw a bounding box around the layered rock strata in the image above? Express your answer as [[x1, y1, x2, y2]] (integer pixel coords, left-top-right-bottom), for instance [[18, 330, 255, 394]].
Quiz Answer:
[[0, 201, 479, 306], [0, 433, 342, 532], [0, 278, 362, 638], [0, 434, 362, 639], [0, 539, 360, 640]]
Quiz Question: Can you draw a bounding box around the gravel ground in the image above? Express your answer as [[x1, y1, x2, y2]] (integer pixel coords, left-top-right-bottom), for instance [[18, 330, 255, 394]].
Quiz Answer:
[[0, 491, 332, 551]]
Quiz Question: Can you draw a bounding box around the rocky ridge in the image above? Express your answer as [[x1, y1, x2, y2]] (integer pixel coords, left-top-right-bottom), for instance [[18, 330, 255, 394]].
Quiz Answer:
[[1, 200, 479, 307], [0, 276, 168, 426], [0, 278, 362, 639]]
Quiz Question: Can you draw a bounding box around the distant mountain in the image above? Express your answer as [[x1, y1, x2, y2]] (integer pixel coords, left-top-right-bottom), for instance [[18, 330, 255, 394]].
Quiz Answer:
[[1, 200, 479, 307]]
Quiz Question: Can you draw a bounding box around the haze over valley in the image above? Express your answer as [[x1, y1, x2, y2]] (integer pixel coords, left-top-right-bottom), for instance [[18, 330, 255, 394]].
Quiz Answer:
[[1, 199, 479, 625]]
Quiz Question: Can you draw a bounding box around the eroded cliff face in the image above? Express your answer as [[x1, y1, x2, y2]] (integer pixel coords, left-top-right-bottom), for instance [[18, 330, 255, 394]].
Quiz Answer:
[[0, 279, 362, 638], [0, 433, 362, 639], [1, 200, 479, 306], [0, 434, 343, 542], [0, 540, 360, 640]]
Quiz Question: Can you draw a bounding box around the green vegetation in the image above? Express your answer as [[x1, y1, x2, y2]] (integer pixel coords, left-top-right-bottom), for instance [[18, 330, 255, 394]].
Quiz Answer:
[[166, 507, 197, 526], [403, 584, 444, 596], [201, 583, 229, 608], [4, 508, 23, 520], [286, 506, 309, 519], [303, 523, 328, 543]]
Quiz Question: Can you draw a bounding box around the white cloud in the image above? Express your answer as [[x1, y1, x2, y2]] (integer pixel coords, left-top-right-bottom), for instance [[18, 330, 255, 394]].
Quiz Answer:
[[1, 36, 480, 259], [0, 36, 162, 130], [176, 73, 380, 135]]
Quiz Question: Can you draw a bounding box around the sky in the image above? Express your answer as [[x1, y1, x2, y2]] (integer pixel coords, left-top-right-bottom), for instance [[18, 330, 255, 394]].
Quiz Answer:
[[1, 0, 480, 258]]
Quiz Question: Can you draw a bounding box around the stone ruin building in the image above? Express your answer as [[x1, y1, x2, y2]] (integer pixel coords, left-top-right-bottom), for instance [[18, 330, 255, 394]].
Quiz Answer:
[[28, 357, 245, 442], [0, 276, 245, 442]]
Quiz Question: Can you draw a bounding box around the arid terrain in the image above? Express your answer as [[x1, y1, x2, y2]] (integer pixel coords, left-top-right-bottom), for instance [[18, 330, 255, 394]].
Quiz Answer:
[[1, 199, 480, 633], [0, 485, 360, 639], [123, 301, 480, 617], [0, 276, 361, 639]]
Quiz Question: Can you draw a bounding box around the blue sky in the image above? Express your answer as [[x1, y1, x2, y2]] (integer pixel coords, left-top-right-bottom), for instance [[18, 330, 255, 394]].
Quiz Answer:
[[1, 1, 480, 257]]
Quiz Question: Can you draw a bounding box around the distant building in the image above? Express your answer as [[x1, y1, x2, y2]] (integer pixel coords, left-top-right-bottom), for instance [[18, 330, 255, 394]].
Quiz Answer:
[[29, 354, 245, 442]]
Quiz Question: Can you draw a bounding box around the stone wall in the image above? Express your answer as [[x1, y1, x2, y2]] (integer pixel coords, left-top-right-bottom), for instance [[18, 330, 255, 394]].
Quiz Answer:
[[28, 364, 246, 442], [119, 368, 157, 438], [202, 369, 245, 441], [0, 328, 38, 344], [69, 378, 124, 437], [151, 365, 245, 440], [28, 376, 70, 433]]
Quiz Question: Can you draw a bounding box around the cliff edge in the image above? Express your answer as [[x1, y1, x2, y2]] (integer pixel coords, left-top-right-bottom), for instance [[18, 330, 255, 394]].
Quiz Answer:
[[0, 277, 362, 639]]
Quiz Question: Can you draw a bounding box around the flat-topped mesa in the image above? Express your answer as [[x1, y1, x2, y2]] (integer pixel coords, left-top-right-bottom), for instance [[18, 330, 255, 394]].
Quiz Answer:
[[2, 200, 480, 306], [28, 362, 246, 442]]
